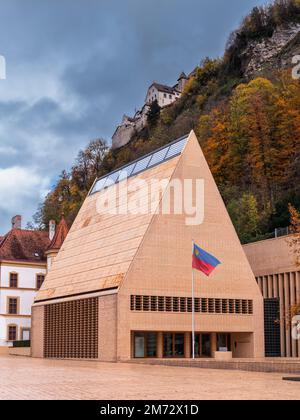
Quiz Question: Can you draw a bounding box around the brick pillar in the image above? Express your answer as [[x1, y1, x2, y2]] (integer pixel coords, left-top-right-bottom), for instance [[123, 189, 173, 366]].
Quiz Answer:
[[184, 332, 191, 358], [157, 332, 163, 358], [211, 333, 217, 358]]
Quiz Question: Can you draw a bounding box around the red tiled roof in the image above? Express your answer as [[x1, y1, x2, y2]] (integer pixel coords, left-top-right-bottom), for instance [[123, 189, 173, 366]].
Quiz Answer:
[[47, 217, 69, 251], [0, 229, 50, 263]]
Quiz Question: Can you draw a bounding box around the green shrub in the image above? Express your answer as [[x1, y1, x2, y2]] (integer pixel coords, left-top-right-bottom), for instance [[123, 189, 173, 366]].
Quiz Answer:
[[13, 340, 31, 348]]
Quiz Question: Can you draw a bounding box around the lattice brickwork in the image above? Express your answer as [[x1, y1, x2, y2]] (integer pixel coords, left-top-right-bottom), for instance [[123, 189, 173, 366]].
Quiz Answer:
[[44, 298, 98, 359], [131, 295, 253, 315]]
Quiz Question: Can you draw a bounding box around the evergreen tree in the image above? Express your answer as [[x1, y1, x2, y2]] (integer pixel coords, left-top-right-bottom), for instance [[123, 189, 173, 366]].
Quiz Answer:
[[147, 100, 161, 127]]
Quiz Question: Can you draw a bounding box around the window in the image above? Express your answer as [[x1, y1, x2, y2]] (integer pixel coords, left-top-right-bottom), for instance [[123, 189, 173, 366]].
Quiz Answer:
[[192, 333, 212, 358], [9, 273, 18, 288], [8, 325, 17, 341], [217, 334, 231, 352], [36, 274, 45, 289], [8, 298, 18, 315], [134, 332, 157, 358], [163, 333, 185, 358], [21, 328, 31, 341]]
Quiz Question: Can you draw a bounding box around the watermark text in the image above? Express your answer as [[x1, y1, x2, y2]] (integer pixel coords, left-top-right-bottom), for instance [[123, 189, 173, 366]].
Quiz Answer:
[[292, 55, 300, 80]]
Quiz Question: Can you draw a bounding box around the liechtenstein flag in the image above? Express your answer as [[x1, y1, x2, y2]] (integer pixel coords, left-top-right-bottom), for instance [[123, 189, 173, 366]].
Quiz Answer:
[[192, 243, 221, 277]]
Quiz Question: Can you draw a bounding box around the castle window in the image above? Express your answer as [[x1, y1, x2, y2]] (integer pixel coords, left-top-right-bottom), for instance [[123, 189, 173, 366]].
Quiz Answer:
[[9, 273, 18, 288], [36, 274, 45, 290], [7, 297, 18, 315], [8, 325, 17, 342]]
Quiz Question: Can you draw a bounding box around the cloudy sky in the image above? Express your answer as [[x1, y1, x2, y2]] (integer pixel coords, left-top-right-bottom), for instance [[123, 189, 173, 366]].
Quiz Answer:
[[0, 0, 267, 234]]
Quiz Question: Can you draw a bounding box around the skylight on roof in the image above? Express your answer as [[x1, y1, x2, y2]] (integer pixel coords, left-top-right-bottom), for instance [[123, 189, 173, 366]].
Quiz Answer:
[[90, 135, 188, 195], [131, 155, 152, 175]]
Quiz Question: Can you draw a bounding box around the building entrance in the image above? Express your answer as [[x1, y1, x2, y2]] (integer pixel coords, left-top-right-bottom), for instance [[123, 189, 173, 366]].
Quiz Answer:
[[134, 332, 157, 358], [193, 333, 212, 358], [163, 333, 185, 358]]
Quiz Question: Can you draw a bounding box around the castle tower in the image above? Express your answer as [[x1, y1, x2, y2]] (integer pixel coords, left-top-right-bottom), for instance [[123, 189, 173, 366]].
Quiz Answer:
[[177, 72, 188, 92]]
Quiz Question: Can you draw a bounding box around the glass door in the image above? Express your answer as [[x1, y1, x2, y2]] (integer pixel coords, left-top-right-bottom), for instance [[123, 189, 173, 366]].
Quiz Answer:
[[163, 333, 173, 358], [133, 332, 158, 358], [191, 334, 211, 358], [134, 333, 145, 358], [201, 334, 211, 357], [163, 333, 185, 358], [174, 334, 184, 357]]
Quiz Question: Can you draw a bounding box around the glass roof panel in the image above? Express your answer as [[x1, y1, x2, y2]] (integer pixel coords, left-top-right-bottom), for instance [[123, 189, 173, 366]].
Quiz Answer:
[[104, 171, 120, 188], [91, 177, 107, 194], [132, 155, 152, 175], [148, 146, 169, 168], [90, 135, 188, 195], [118, 163, 136, 181], [165, 138, 187, 159]]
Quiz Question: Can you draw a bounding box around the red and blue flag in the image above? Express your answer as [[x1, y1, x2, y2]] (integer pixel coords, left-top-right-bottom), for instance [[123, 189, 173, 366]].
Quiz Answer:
[[192, 243, 221, 277]]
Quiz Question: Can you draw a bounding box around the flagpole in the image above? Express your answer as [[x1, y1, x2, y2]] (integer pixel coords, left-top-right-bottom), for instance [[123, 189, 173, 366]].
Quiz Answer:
[[192, 240, 195, 360]]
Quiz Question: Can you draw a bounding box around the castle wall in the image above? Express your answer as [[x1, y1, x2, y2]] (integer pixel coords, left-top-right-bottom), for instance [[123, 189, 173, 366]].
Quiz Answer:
[[112, 124, 135, 150]]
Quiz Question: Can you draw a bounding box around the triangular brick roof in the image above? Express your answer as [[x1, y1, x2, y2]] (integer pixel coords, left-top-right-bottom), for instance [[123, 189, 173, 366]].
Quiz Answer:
[[35, 131, 263, 311], [35, 137, 187, 302]]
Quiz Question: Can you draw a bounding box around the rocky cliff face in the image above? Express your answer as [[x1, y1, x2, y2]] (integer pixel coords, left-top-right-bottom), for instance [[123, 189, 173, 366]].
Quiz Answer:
[[241, 23, 300, 78]]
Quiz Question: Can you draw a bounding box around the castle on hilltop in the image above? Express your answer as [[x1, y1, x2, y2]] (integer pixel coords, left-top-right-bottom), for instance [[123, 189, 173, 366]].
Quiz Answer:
[[112, 71, 191, 150]]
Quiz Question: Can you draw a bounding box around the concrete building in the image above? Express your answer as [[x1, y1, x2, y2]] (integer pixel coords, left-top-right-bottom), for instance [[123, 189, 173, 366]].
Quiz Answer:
[[244, 236, 300, 358], [32, 131, 264, 361], [0, 216, 68, 354]]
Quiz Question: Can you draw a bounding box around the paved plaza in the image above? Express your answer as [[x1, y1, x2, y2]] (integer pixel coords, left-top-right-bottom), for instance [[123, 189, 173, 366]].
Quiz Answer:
[[0, 355, 299, 400]]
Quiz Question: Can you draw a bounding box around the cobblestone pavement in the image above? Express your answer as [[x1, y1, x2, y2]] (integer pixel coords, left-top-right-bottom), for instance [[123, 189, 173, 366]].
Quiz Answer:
[[0, 356, 299, 400]]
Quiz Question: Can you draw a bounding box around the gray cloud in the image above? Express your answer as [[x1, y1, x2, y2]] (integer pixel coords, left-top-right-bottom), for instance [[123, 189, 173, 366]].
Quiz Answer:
[[0, 0, 266, 233]]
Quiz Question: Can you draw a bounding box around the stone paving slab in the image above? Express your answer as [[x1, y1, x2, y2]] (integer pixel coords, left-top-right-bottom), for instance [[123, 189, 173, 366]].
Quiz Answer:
[[0, 356, 299, 400]]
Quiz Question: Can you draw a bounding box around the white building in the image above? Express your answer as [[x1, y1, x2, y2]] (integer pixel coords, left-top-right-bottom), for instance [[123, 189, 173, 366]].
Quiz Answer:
[[0, 215, 68, 354], [112, 72, 189, 150]]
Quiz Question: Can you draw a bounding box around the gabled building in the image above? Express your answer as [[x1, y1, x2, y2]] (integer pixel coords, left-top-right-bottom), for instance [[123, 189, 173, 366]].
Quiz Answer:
[[32, 131, 264, 361], [145, 73, 188, 108], [112, 72, 189, 150], [0, 216, 68, 354]]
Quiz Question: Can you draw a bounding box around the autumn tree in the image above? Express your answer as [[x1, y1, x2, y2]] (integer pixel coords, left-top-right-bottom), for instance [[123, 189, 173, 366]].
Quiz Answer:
[[33, 139, 108, 229], [227, 193, 260, 243], [287, 203, 300, 266], [287, 204, 300, 317], [73, 138, 108, 191]]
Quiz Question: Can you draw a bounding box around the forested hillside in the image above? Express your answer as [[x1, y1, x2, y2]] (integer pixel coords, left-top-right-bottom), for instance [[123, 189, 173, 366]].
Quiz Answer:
[[34, 0, 300, 244]]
